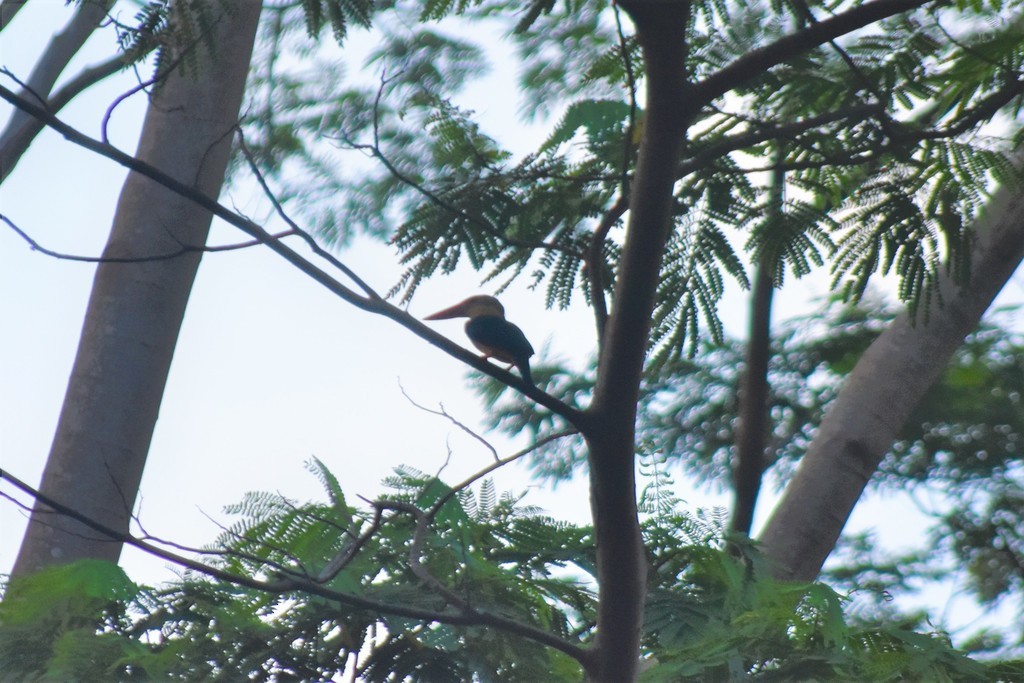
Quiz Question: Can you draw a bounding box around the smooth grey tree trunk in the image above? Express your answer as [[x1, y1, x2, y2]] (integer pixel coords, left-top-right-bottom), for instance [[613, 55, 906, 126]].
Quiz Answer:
[[0, 0, 115, 181], [12, 0, 262, 578], [759, 179, 1024, 581]]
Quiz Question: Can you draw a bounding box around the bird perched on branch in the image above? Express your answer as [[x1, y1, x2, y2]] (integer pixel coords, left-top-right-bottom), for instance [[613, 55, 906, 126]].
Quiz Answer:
[[424, 295, 535, 386]]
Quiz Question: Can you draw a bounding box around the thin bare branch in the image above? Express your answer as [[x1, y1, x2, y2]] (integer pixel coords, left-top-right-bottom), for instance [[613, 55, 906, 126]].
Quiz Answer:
[[0, 83, 588, 425], [234, 128, 383, 300], [1, 52, 137, 181], [2, 213, 295, 262], [0, 465, 587, 662], [398, 381, 500, 462], [428, 429, 579, 520]]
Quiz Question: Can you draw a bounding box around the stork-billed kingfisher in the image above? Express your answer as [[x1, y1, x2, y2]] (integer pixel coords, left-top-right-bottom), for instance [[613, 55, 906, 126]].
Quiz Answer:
[[424, 295, 535, 385]]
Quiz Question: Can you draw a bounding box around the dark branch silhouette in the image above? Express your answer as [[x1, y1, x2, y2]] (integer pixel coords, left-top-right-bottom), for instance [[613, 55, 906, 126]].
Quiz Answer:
[[0, 83, 586, 425], [2, 213, 295, 263], [0, 466, 589, 662]]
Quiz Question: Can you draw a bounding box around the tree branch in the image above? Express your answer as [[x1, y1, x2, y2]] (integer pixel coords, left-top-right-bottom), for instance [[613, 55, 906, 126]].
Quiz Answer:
[[0, 83, 587, 426], [731, 156, 784, 536], [0, 0, 30, 33], [586, 194, 628, 347], [315, 507, 385, 583], [0, 466, 587, 662], [691, 0, 934, 106], [0, 53, 137, 182], [677, 103, 885, 178], [428, 429, 578, 519], [2, 213, 295, 262], [234, 127, 383, 300], [0, 0, 115, 173], [583, 3, 694, 680], [399, 382, 501, 461], [758, 165, 1024, 581]]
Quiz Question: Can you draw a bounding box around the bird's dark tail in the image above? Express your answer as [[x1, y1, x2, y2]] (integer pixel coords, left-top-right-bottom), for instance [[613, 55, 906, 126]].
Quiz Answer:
[[517, 360, 534, 387]]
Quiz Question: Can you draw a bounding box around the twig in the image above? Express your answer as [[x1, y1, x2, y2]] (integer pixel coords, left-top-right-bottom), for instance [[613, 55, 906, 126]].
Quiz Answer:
[[586, 194, 629, 345], [100, 5, 224, 143], [0, 466, 588, 660], [2, 213, 295, 263], [427, 429, 578, 520], [234, 128, 382, 300], [0, 82, 588, 425], [315, 507, 385, 583], [1, 52, 140, 182], [398, 381, 500, 462], [333, 71, 582, 259], [376, 499, 472, 608], [138, 508, 308, 579]]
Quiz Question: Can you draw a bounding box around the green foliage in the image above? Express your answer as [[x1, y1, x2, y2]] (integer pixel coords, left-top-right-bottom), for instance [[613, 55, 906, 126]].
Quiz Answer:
[[301, 0, 374, 42], [640, 504, 1022, 681], [480, 294, 1024, 651], [0, 560, 146, 681], [74, 1, 1024, 674], [114, 0, 220, 81], [642, 296, 1024, 647], [228, 0, 1024, 357], [5, 466, 1019, 681]]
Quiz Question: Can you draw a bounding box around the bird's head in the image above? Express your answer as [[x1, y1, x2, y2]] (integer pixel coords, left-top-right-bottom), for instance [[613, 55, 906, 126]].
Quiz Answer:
[[424, 295, 506, 321]]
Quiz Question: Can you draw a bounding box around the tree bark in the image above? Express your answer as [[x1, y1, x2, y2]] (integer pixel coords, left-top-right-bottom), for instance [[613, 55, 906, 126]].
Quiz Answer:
[[12, 0, 262, 578], [731, 159, 784, 536], [759, 180, 1024, 581], [732, 263, 774, 536], [0, 0, 30, 33], [583, 3, 692, 681], [0, 0, 115, 181]]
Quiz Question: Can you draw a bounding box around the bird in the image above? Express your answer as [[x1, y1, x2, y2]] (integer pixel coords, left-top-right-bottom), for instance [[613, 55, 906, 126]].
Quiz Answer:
[[424, 295, 535, 386]]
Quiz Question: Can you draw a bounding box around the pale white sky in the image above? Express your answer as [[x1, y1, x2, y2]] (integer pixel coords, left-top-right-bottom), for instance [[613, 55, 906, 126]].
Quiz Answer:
[[1, 0, 1020, 643]]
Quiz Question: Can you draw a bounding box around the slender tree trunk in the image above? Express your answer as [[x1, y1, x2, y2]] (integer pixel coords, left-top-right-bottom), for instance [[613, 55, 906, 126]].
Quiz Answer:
[[583, 4, 692, 680], [731, 159, 784, 536], [0, 0, 30, 33], [731, 263, 774, 536], [12, 0, 262, 579], [759, 180, 1024, 580], [0, 0, 115, 181]]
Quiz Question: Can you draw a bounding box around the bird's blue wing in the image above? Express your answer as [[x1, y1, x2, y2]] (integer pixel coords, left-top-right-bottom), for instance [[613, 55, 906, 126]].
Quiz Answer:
[[465, 316, 535, 363]]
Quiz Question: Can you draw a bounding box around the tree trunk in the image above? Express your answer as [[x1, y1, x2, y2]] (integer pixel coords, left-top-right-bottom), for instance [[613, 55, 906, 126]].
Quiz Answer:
[[732, 159, 783, 536], [11, 0, 262, 578], [0, 0, 115, 182], [759, 180, 1024, 580], [583, 4, 692, 680], [732, 263, 774, 536]]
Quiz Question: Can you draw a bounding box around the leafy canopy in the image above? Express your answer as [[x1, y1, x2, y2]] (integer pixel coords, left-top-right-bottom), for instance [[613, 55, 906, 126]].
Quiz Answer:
[[236, 0, 1023, 360], [4, 462, 1021, 681]]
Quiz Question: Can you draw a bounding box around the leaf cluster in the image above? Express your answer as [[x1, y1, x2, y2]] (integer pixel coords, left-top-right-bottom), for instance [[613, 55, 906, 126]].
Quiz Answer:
[[480, 292, 1024, 650], [640, 295, 1024, 647], [232, 0, 1023, 362], [5, 464, 1021, 681]]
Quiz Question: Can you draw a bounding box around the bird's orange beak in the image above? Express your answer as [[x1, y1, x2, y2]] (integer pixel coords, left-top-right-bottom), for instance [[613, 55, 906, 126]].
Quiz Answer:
[[423, 300, 470, 320]]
